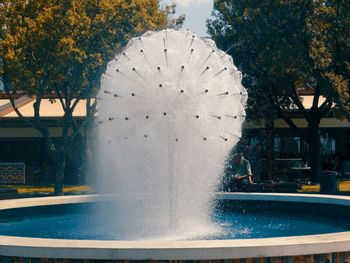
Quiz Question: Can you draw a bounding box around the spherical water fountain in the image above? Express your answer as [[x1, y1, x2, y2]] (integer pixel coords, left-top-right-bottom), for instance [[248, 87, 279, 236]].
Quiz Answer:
[[96, 29, 246, 240], [1, 30, 350, 262]]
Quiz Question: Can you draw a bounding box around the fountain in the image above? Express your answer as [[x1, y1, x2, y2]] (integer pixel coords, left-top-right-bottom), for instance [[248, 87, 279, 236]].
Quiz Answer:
[[96, 29, 246, 240], [1, 30, 350, 262]]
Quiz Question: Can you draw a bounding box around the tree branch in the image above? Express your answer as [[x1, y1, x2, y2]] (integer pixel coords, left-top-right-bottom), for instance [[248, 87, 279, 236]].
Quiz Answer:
[[290, 83, 309, 121], [69, 99, 97, 141], [334, 95, 350, 122], [55, 88, 66, 111], [312, 85, 321, 110], [4, 88, 30, 122], [3, 72, 55, 155], [320, 101, 332, 118], [71, 86, 92, 113], [319, 97, 333, 117], [270, 97, 307, 143]]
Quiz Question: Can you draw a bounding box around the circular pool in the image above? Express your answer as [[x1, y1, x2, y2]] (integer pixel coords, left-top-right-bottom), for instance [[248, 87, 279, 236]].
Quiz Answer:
[[1, 193, 350, 260]]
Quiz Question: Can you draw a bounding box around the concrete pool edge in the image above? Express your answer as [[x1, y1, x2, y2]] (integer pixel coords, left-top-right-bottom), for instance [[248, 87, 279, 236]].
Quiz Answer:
[[1, 193, 350, 260]]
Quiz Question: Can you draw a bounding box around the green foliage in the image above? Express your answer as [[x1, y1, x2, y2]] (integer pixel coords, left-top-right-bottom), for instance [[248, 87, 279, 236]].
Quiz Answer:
[[207, 0, 350, 120], [310, 0, 350, 115], [0, 0, 176, 195], [163, 3, 186, 30], [0, 0, 169, 96]]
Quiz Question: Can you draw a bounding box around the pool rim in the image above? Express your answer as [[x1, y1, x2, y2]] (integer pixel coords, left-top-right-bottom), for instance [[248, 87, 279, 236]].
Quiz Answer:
[[1, 192, 350, 260]]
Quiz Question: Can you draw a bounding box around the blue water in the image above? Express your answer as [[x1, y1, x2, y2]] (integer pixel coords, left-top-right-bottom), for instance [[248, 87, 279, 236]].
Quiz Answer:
[[213, 210, 349, 239], [0, 201, 349, 240]]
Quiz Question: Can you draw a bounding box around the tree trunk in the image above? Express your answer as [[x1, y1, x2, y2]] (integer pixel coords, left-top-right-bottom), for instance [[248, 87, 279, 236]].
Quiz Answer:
[[265, 119, 275, 181], [307, 119, 322, 182], [54, 154, 66, 196]]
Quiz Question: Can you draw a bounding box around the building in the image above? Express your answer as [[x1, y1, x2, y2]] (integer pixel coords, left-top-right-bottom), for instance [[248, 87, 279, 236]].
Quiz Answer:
[[241, 94, 350, 181], [0, 92, 349, 185], [0, 94, 91, 184]]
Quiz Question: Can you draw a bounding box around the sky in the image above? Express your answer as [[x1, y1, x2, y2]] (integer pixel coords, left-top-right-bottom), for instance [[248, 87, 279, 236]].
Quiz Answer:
[[162, 0, 213, 36]]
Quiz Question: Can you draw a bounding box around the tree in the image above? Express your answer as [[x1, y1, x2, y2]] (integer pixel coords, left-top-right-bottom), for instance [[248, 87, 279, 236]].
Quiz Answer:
[[208, 0, 350, 179], [163, 3, 186, 30], [0, 0, 179, 195], [308, 1, 350, 120]]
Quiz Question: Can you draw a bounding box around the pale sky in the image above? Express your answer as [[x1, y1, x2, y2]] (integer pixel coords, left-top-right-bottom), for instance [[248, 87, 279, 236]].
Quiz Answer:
[[162, 0, 213, 36]]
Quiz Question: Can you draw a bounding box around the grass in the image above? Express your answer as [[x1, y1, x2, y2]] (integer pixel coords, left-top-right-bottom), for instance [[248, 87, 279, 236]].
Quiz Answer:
[[4, 180, 349, 195], [0, 184, 92, 194], [299, 180, 350, 193], [298, 184, 320, 193], [338, 180, 350, 192]]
